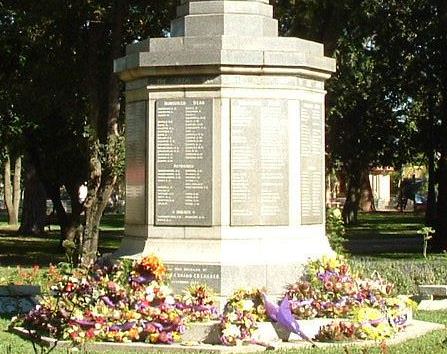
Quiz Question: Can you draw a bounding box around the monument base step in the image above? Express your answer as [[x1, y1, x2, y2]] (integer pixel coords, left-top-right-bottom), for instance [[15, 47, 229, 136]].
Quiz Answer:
[[182, 318, 335, 344], [418, 285, 447, 300], [11, 320, 443, 353]]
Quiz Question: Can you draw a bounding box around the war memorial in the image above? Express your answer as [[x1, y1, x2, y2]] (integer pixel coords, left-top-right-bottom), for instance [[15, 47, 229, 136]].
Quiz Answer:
[[114, 0, 335, 297]]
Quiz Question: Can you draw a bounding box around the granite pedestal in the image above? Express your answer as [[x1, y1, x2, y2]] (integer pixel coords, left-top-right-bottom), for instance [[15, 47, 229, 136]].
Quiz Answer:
[[114, 0, 335, 296]]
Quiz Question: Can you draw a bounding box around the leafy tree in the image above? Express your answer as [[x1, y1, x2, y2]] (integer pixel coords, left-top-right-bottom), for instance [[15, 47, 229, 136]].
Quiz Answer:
[[0, 3, 26, 226], [0, 1, 175, 263], [276, 1, 414, 224], [327, 29, 412, 223], [364, 0, 447, 249]]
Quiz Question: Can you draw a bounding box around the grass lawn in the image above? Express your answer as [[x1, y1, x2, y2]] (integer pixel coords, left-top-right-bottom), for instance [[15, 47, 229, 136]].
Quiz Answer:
[[346, 211, 425, 240], [0, 213, 123, 268], [0, 211, 446, 352]]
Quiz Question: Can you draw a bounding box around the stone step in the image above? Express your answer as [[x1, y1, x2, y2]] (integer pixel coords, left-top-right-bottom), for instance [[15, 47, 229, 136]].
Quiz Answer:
[[182, 318, 347, 344], [418, 285, 447, 299]]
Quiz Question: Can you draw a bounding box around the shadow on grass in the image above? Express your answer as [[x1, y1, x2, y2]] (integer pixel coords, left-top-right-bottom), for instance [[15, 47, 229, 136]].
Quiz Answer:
[[0, 229, 122, 267], [345, 211, 425, 241], [0, 313, 18, 321], [100, 213, 124, 230]]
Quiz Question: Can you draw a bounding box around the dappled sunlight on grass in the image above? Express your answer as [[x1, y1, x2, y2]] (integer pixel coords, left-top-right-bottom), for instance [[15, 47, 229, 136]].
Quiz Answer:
[[0, 213, 124, 267], [346, 212, 424, 241]]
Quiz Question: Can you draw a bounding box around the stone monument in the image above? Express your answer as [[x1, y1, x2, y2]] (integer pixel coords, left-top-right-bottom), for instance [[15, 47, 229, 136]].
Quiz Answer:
[[114, 0, 335, 296]]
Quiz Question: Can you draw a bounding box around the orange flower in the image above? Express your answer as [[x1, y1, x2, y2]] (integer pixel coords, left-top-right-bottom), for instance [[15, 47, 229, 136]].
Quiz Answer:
[[139, 255, 167, 280], [128, 327, 140, 340]]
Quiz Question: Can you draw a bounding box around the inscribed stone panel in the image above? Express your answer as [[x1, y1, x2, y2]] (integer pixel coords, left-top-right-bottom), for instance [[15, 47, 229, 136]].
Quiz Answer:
[[126, 101, 147, 225], [230, 99, 289, 225], [300, 101, 324, 224], [155, 98, 213, 226]]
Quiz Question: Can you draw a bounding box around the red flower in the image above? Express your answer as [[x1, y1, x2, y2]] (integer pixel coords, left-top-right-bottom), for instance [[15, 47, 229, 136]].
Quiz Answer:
[[158, 331, 169, 343], [145, 324, 156, 333], [86, 328, 96, 339], [324, 281, 334, 291], [64, 282, 75, 292]]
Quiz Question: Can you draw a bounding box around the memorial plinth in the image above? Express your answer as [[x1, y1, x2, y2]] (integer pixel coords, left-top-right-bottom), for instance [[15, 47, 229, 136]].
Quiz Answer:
[[114, 0, 336, 296]]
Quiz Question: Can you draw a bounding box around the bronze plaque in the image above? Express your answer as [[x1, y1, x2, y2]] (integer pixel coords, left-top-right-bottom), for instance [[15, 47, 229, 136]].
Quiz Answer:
[[155, 98, 213, 226]]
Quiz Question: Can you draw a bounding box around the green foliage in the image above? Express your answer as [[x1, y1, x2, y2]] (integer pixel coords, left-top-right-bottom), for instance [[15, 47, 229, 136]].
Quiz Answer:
[[0, 266, 43, 286], [0, 1, 176, 261], [61, 239, 76, 265], [349, 256, 447, 295], [326, 207, 347, 254]]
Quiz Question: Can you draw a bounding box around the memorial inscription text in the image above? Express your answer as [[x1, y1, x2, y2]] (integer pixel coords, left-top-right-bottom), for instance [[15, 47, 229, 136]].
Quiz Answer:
[[300, 101, 324, 224], [166, 264, 221, 293], [155, 98, 213, 226], [230, 99, 289, 225], [126, 101, 147, 225]]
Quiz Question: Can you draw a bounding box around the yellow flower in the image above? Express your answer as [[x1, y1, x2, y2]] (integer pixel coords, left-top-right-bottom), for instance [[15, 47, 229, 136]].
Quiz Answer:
[[127, 328, 140, 340]]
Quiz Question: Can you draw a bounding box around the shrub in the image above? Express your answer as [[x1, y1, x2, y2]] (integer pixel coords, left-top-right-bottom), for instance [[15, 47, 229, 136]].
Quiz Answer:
[[326, 208, 347, 254]]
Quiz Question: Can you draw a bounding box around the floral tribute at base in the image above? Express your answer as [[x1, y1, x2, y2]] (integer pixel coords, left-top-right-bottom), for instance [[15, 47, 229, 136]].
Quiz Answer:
[[219, 289, 267, 345], [12, 253, 416, 346], [282, 255, 415, 341], [219, 254, 415, 345], [14, 256, 185, 344]]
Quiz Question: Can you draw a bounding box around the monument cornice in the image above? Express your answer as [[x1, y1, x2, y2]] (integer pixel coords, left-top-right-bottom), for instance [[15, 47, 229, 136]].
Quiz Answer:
[[117, 64, 333, 83], [115, 34, 335, 81]]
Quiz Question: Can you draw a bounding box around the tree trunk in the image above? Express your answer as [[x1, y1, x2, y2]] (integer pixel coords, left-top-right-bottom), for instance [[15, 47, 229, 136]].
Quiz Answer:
[[426, 150, 437, 226], [432, 0, 447, 252], [45, 184, 84, 249], [433, 151, 447, 251], [81, 151, 116, 266], [80, 0, 127, 266], [342, 168, 362, 225], [81, 190, 111, 266], [13, 155, 21, 220], [359, 170, 376, 212], [19, 159, 47, 235], [3, 151, 21, 225], [326, 174, 332, 207]]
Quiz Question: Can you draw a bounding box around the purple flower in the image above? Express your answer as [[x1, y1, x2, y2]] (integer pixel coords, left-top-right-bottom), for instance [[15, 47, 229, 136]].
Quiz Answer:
[[74, 319, 96, 328], [101, 296, 115, 308], [131, 273, 155, 284], [122, 321, 136, 331]]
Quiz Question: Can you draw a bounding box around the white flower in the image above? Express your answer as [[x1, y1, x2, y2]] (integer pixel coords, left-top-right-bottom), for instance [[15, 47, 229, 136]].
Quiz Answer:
[[145, 286, 155, 301], [222, 324, 241, 338], [159, 285, 172, 297], [165, 295, 175, 305], [227, 312, 238, 322], [241, 300, 254, 311]]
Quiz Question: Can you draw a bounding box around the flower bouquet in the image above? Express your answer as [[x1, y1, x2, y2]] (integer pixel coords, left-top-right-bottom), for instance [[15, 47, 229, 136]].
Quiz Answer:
[[15, 256, 185, 344]]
